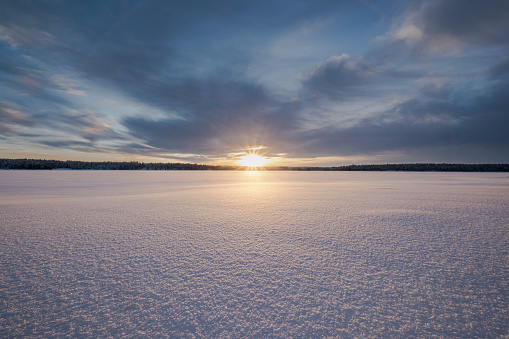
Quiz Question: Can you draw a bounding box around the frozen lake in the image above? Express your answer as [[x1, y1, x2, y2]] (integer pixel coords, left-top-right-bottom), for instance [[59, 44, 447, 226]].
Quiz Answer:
[[1, 171, 508, 338]]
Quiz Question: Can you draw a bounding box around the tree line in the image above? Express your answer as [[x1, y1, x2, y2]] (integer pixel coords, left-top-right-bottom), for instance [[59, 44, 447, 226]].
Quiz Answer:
[[1, 158, 508, 171]]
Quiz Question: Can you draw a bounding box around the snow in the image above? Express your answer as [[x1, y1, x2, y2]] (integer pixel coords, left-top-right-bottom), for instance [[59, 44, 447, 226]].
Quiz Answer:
[[1, 171, 508, 338]]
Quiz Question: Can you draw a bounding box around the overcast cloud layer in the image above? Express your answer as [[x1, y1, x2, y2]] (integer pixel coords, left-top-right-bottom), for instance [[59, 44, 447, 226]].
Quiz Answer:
[[1, 0, 508, 164]]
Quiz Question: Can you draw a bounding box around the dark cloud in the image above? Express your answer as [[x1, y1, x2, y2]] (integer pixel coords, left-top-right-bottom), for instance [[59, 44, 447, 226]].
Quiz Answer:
[[391, 0, 509, 53], [419, 0, 509, 46], [65, 0, 354, 124], [300, 43, 421, 102], [123, 74, 509, 162], [0, 0, 349, 102], [291, 0, 509, 161], [2, 0, 317, 157], [38, 139, 95, 149], [490, 58, 509, 78], [290, 80, 509, 160], [302, 54, 374, 99], [123, 76, 302, 155]]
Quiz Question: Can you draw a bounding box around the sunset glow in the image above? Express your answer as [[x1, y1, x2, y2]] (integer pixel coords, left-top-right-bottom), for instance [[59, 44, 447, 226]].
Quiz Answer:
[[237, 154, 270, 167]]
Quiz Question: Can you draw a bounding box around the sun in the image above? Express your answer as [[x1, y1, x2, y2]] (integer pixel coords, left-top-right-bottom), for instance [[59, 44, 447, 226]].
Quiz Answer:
[[238, 153, 270, 167]]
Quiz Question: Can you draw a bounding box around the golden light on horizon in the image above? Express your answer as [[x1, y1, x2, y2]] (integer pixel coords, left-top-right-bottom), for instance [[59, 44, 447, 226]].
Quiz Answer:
[[237, 153, 270, 167]]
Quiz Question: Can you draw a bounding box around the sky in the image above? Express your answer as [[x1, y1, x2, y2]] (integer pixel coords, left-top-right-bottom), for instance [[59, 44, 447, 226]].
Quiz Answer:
[[1, 0, 508, 166]]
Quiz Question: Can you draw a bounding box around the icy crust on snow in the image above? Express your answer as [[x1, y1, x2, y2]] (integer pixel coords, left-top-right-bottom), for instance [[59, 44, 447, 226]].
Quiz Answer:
[[1, 171, 508, 338]]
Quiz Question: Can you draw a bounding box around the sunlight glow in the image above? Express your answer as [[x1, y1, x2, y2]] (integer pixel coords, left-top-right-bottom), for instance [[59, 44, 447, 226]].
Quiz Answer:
[[238, 154, 270, 167]]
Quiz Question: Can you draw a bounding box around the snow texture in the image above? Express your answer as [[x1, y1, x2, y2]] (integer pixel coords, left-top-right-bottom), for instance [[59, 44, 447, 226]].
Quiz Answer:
[[1, 171, 508, 338]]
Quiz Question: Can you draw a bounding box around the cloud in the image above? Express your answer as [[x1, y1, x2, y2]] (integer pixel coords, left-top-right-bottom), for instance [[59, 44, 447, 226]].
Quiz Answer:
[[0, 102, 34, 135], [37, 139, 96, 149], [0, 55, 74, 111], [44, 111, 125, 143], [390, 0, 509, 53], [290, 79, 509, 160], [0, 100, 127, 149], [291, 0, 509, 162], [122, 76, 302, 155], [0, 103, 33, 126], [2, 0, 316, 159], [51, 75, 87, 96], [302, 54, 374, 99], [0, 23, 57, 48], [121, 69, 508, 162], [0, 0, 353, 108], [490, 58, 509, 78]]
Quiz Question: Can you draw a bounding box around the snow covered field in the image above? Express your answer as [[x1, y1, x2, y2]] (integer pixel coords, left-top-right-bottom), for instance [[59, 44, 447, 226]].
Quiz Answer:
[[1, 171, 508, 338]]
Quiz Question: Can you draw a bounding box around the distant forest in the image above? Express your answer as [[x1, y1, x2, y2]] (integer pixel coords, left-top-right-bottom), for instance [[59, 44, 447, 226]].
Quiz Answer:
[[1, 158, 508, 172]]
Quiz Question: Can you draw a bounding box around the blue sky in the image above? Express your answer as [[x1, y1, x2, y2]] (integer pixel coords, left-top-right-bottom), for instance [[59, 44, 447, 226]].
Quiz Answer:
[[1, 0, 508, 165]]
